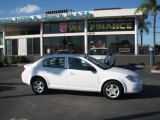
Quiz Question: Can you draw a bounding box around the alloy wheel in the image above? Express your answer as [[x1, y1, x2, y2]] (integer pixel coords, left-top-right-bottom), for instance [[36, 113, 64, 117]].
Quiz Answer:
[[33, 81, 44, 93], [105, 84, 120, 98]]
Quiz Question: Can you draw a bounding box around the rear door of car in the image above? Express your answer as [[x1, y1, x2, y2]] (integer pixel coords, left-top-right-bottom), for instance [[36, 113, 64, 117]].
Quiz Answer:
[[42, 57, 67, 89]]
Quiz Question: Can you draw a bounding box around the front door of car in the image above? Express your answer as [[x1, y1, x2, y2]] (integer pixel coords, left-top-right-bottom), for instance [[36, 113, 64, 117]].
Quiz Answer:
[[42, 57, 67, 89], [67, 57, 99, 91]]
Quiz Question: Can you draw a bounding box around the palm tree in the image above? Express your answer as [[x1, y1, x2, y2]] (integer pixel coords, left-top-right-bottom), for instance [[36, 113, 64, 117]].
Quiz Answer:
[[139, 21, 151, 47], [135, 0, 160, 56]]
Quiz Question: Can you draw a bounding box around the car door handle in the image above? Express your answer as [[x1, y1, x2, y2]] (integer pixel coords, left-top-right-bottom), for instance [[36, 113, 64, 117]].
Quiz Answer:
[[69, 72, 76, 75]]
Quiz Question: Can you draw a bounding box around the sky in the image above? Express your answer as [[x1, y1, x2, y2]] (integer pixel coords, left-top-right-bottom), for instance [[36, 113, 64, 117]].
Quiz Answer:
[[0, 0, 160, 45]]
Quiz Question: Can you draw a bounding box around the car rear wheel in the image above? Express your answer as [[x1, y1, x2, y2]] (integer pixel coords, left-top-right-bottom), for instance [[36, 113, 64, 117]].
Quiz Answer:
[[31, 77, 48, 95], [103, 81, 123, 100]]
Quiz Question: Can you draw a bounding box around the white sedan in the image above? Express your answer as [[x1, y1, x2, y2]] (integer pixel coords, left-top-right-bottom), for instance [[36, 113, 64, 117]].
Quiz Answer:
[[21, 54, 143, 99]]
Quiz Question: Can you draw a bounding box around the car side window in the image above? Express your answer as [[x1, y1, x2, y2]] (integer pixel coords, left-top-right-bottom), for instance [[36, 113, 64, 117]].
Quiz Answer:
[[68, 57, 96, 71], [43, 58, 50, 67], [43, 57, 65, 68]]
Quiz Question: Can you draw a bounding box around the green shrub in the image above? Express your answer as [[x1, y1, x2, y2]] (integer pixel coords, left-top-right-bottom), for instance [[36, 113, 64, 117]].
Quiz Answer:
[[3, 56, 30, 64], [4, 56, 13, 64], [18, 56, 30, 63]]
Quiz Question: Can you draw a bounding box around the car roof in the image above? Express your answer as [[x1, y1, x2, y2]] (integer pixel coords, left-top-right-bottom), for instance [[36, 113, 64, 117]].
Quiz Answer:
[[43, 54, 85, 59]]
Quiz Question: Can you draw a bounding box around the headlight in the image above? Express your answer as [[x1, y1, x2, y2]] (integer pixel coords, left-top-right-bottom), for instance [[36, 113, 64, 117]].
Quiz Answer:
[[126, 75, 140, 82]]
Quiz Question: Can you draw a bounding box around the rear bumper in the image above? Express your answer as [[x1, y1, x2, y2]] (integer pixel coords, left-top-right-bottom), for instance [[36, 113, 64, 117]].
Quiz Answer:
[[21, 71, 31, 85]]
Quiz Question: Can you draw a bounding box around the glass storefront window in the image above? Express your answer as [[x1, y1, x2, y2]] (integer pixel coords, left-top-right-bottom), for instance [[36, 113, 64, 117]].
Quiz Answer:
[[0, 33, 3, 45], [12, 39, 18, 55], [6, 24, 40, 36], [27, 39, 32, 54], [43, 23, 50, 34], [88, 19, 96, 32], [51, 22, 59, 33], [43, 20, 84, 34], [88, 35, 135, 55], [68, 21, 77, 33], [43, 36, 84, 54], [33, 38, 40, 54], [27, 38, 40, 55], [5, 39, 18, 55], [5, 39, 12, 55], [77, 21, 84, 32]]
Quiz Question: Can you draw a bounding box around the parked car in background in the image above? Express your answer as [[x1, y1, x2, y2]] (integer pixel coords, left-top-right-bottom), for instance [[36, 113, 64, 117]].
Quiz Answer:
[[21, 54, 143, 100], [56, 49, 77, 54], [56, 49, 70, 54], [88, 48, 115, 67]]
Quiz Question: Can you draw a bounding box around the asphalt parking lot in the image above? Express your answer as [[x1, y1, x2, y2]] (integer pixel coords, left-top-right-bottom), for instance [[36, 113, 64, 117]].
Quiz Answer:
[[0, 65, 160, 120]]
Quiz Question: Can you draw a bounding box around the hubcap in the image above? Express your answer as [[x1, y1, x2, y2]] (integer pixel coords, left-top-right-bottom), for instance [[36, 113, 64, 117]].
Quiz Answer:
[[33, 81, 44, 93], [106, 84, 120, 98]]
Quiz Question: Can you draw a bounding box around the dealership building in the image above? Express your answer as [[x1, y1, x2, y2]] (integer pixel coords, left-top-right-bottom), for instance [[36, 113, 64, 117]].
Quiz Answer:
[[0, 8, 145, 62]]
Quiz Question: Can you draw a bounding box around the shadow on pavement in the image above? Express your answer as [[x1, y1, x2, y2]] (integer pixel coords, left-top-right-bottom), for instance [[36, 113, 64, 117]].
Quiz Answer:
[[0, 83, 25, 86], [103, 110, 160, 120], [0, 86, 15, 93], [0, 83, 26, 93], [0, 94, 35, 99], [47, 84, 160, 99], [47, 89, 101, 97], [1, 84, 160, 99]]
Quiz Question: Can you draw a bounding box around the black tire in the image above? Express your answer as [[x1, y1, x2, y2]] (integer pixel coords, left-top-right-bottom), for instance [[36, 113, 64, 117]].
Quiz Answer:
[[102, 81, 123, 100], [31, 77, 48, 95]]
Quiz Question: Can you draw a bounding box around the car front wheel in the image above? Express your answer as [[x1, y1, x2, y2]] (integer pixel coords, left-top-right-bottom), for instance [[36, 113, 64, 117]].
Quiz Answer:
[[31, 77, 48, 95], [102, 81, 123, 99]]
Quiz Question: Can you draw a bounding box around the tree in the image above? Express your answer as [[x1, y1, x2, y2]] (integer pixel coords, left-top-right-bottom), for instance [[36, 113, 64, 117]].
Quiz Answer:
[[135, 0, 160, 56], [139, 20, 151, 47]]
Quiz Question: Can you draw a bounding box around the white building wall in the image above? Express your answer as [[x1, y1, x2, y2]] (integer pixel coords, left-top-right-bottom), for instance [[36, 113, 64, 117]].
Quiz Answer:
[[18, 38, 27, 55], [84, 19, 88, 54], [40, 23, 43, 56], [135, 18, 139, 55], [2, 26, 5, 55]]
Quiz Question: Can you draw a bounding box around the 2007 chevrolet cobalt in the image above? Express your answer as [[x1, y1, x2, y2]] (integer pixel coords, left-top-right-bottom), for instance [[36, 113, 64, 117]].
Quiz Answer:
[[21, 54, 143, 99]]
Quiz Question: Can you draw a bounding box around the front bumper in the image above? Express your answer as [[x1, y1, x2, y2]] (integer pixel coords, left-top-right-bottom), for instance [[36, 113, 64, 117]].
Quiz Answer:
[[125, 81, 143, 94]]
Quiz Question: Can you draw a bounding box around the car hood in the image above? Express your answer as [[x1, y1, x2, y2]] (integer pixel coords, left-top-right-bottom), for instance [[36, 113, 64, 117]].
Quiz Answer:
[[107, 67, 138, 77], [90, 55, 107, 59]]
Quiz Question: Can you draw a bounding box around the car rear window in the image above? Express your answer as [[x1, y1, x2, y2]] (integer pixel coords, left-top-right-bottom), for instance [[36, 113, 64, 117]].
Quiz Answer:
[[43, 57, 65, 68]]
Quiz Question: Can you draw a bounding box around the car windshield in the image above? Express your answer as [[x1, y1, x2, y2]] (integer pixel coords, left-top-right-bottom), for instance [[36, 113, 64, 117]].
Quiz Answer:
[[84, 56, 109, 70]]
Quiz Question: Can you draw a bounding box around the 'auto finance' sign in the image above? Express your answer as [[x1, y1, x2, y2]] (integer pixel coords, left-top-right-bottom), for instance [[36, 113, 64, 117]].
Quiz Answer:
[[0, 12, 93, 24], [88, 18, 135, 31], [89, 23, 133, 31]]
